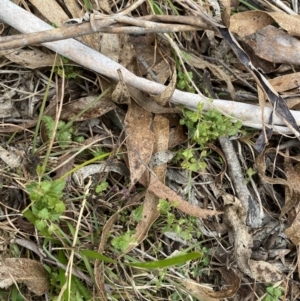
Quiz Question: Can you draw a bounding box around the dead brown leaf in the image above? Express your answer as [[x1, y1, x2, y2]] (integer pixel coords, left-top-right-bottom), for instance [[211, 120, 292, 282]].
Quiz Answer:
[[0, 48, 57, 69], [185, 53, 236, 100], [244, 25, 300, 64], [257, 148, 300, 217], [168, 114, 188, 149], [285, 211, 300, 246], [248, 260, 283, 282], [131, 35, 172, 84], [100, 34, 137, 73], [47, 96, 116, 121], [269, 72, 300, 93], [29, 0, 69, 26], [128, 85, 181, 114], [201, 268, 240, 298], [125, 101, 154, 186], [281, 151, 300, 217], [268, 12, 300, 37], [150, 65, 177, 106], [148, 176, 222, 219], [180, 268, 240, 300], [125, 115, 169, 253], [230, 11, 274, 38], [0, 258, 49, 296], [181, 280, 219, 301], [230, 11, 300, 38]]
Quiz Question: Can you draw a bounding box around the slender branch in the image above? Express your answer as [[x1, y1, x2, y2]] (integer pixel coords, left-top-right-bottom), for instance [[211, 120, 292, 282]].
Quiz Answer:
[[0, 18, 199, 51]]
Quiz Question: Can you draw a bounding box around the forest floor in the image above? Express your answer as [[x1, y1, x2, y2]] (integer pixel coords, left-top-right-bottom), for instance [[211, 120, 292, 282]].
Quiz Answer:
[[0, 0, 300, 300]]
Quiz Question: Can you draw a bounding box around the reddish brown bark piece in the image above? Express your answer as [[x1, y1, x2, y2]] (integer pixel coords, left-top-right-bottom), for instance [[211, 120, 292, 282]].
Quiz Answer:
[[148, 177, 222, 219]]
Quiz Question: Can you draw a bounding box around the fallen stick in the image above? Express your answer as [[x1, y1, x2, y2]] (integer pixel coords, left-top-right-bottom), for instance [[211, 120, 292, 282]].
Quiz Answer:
[[0, 0, 299, 134], [0, 18, 199, 51]]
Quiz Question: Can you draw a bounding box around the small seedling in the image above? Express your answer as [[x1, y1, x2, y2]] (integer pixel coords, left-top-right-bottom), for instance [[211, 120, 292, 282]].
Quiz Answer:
[[245, 167, 257, 183], [55, 56, 81, 79], [177, 70, 195, 93], [95, 181, 109, 194], [158, 199, 201, 241], [180, 103, 243, 147], [43, 116, 73, 149], [25, 178, 66, 233], [263, 285, 284, 301], [43, 115, 84, 149], [174, 147, 208, 172], [111, 229, 137, 252]]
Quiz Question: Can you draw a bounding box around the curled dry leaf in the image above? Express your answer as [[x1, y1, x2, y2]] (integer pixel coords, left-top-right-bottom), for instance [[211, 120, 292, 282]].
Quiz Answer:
[[180, 268, 240, 300], [257, 148, 300, 217], [201, 268, 240, 298], [128, 85, 181, 114], [0, 258, 49, 296], [150, 65, 177, 106]]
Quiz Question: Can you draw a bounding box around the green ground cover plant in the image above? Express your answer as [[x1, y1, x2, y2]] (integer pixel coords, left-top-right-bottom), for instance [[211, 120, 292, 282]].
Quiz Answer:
[[263, 285, 284, 301], [180, 102, 243, 147]]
